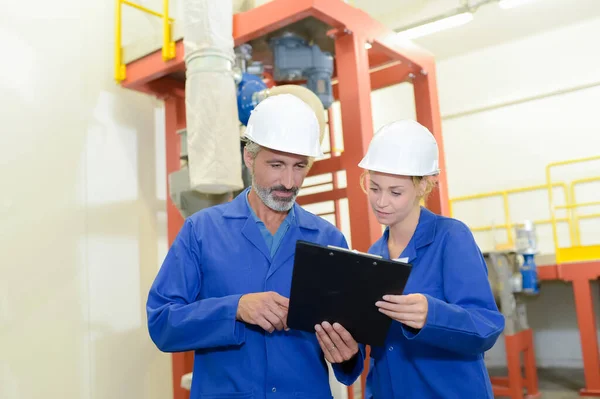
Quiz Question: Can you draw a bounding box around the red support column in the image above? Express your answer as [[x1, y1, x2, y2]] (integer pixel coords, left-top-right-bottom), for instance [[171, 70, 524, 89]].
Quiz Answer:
[[334, 30, 381, 251], [335, 30, 382, 399], [164, 96, 194, 399], [412, 64, 449, 217], [571, 277, 600, 396], [491, 329, 541, 399], [327, 108, 343, 230]]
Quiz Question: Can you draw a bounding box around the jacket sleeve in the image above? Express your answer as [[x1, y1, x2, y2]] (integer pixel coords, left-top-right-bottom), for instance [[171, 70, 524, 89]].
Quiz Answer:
[[401, 222, 505, 355], [146, 218, 245, 352], [330, 232, 366, 385]]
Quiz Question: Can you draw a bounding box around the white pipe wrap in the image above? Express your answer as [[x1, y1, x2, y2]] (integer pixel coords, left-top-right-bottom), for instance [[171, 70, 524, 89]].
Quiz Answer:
[[183, 0, 243, 195]]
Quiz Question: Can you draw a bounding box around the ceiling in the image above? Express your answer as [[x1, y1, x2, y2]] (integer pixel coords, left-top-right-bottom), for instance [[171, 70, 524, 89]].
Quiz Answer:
[[351, 0, 600, 60]]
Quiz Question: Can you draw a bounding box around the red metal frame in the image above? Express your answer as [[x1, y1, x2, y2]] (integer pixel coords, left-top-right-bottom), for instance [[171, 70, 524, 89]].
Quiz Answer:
[[122, 1, 447, 399], [491, 329, 541, 399], [538, 262, 600, 396]]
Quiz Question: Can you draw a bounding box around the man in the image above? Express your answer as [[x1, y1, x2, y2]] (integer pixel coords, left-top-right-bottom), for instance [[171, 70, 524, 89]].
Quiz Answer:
[[147, 94, 363, 398]]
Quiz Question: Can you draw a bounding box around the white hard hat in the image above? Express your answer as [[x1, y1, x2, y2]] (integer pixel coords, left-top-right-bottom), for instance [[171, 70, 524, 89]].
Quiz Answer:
[[243, 94, 324, 158], [359, 120, 440, 176]]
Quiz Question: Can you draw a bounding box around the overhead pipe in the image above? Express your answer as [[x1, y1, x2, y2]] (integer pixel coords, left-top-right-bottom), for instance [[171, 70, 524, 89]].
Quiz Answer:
[[183, 0, 244, 195]]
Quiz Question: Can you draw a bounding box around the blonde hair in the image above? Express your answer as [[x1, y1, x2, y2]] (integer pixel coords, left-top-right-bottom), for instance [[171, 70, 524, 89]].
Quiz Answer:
[[360, 170, 437, 201]]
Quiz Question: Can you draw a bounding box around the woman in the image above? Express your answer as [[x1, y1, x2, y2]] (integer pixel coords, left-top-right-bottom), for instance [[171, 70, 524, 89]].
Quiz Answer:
[[359, 120, 505, 398]]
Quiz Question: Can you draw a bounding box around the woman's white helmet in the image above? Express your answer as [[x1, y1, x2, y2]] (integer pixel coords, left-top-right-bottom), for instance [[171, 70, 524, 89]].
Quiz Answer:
[[242, 93, 324, 158], [359, 120, 440, 176]]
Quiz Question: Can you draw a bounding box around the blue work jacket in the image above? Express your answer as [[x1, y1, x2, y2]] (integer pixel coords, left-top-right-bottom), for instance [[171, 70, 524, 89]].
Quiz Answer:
[[365, 207, 505, 399], [146, 189, 364, 399]]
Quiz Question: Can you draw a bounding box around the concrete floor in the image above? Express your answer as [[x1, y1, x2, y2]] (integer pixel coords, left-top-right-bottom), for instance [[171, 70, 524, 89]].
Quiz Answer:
[[489, 368, 600, 399]]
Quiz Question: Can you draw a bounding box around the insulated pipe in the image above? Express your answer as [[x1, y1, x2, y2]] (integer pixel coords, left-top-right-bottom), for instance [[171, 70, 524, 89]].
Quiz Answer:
[[183, 0, 244, 195], [263, 85, 327, 145]]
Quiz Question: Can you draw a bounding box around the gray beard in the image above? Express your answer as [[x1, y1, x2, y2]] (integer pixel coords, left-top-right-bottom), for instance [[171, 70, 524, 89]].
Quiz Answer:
[[252, 180, 298, 212]]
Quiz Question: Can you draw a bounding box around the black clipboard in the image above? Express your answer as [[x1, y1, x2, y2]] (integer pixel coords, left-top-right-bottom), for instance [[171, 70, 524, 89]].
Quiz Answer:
[[287, 240, 412, 347]]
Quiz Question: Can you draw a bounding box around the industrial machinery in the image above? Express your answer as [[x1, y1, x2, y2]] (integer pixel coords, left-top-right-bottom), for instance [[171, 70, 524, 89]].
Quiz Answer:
[[168, 25, 334, 218], [484, 221, 542, 399]]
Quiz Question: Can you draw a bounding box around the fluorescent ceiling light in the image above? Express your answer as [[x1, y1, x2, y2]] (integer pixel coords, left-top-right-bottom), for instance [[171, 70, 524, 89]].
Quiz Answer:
[[499, 0, 540, 9], [397, 12, 474, 40]]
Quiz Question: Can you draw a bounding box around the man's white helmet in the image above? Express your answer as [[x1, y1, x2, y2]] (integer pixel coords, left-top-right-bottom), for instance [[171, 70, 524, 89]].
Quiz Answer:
[[243, 94, 324, 158], [359, 120, 440, 176]]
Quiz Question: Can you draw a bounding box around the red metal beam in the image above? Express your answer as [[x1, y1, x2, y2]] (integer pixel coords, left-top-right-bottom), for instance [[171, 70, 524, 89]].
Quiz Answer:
[[165, 97, 193, 399], [332, 62, 412, 100], [370, 62, 412, 92], [307, 156, 343, 177], [147, 77, 186, 99], [312, 0, 434, 71], [122, 41, 185, 90], [556, 261, 600, 396], [413, 63, 449, 216], [334, 30, 381, 251], [335, 28, 382, 399], [537, 264, 559, 280], [296, 188, 347, 206], [233, 0, 313, 45]]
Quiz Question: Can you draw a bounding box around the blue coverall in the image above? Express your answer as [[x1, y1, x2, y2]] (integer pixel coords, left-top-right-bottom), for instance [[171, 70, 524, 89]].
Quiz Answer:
[[365, 207, 505, 399], [147, 188, 364, 399]]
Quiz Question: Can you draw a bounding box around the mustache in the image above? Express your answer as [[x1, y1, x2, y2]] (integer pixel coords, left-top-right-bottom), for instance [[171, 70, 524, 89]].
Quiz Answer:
[[270, 185, 299, 195]]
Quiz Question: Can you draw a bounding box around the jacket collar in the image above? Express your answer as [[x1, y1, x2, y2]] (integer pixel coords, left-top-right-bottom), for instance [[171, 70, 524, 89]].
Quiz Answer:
[[380, 207, 437, 262]]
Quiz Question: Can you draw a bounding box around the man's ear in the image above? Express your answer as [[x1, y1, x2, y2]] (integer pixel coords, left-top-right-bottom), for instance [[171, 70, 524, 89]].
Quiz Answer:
[[243, 147, 254, 170]]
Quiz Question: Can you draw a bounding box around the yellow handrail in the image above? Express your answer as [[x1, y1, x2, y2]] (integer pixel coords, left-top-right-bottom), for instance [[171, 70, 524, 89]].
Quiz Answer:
[[569, 176, 600, 246], [115, 0, 176, 82], [449, 183, 569, 248], [547, 155, 600, 256]]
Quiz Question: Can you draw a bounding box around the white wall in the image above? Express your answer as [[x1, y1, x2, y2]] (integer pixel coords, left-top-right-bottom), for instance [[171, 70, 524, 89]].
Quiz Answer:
[[367, 16, 600, 368], [0, 1, 172, 398]]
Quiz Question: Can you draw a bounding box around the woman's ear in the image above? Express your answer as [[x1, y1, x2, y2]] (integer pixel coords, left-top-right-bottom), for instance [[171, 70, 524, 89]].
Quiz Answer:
[[419, 177, 428, 197]]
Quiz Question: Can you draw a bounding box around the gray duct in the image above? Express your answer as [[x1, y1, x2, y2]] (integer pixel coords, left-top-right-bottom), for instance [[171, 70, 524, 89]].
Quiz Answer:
[[183, 0, 243, 195]]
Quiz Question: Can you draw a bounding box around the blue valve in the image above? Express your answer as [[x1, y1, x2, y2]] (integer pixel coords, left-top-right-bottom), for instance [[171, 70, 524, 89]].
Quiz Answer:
[[237, 72, 267, 126], [515, 220, 540, 295]]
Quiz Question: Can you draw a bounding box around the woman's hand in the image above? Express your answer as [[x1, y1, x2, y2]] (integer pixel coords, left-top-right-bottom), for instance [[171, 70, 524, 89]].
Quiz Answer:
[[376, 294, 429, 329], [315, 322, 359, 363]]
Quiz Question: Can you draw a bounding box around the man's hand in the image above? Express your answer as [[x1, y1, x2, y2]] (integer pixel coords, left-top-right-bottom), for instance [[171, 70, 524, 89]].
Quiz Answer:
[[376, 293, 429, 329], [315, 322, 359, 363], [236, 292, 290, 333]]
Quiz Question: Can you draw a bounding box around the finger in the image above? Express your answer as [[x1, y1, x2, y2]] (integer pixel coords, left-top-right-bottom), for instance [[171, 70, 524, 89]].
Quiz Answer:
[[333, 323, 358, 350], [315, 330, 335, 363], [267, 301, 289, 330], [321, 323, 345, 363], [316, 323, 343, 362], [272, 293, 290, 309], [332, 323, 358, 360], [376, 301, 422, 313], [378, 308, 415, 323], [380, 294, 406, 304], [263, 308, 285, 331], [323, 323, 347, 351], [257, 316, 275, 333], [382, 294, 421, 304]]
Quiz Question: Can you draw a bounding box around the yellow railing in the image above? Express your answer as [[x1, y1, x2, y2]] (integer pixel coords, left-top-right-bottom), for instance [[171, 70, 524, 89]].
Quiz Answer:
[[569, 176, 600, 246], [449, 183, 570, 248], [547, 155, 600, 263], [115, 0, 176, 82], [450, 155, 600, 264]]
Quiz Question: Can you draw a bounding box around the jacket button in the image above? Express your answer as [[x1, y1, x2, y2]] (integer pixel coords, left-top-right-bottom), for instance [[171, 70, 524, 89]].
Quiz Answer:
[[388, 346, 394, 351], [272, 387, 276, 392]]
